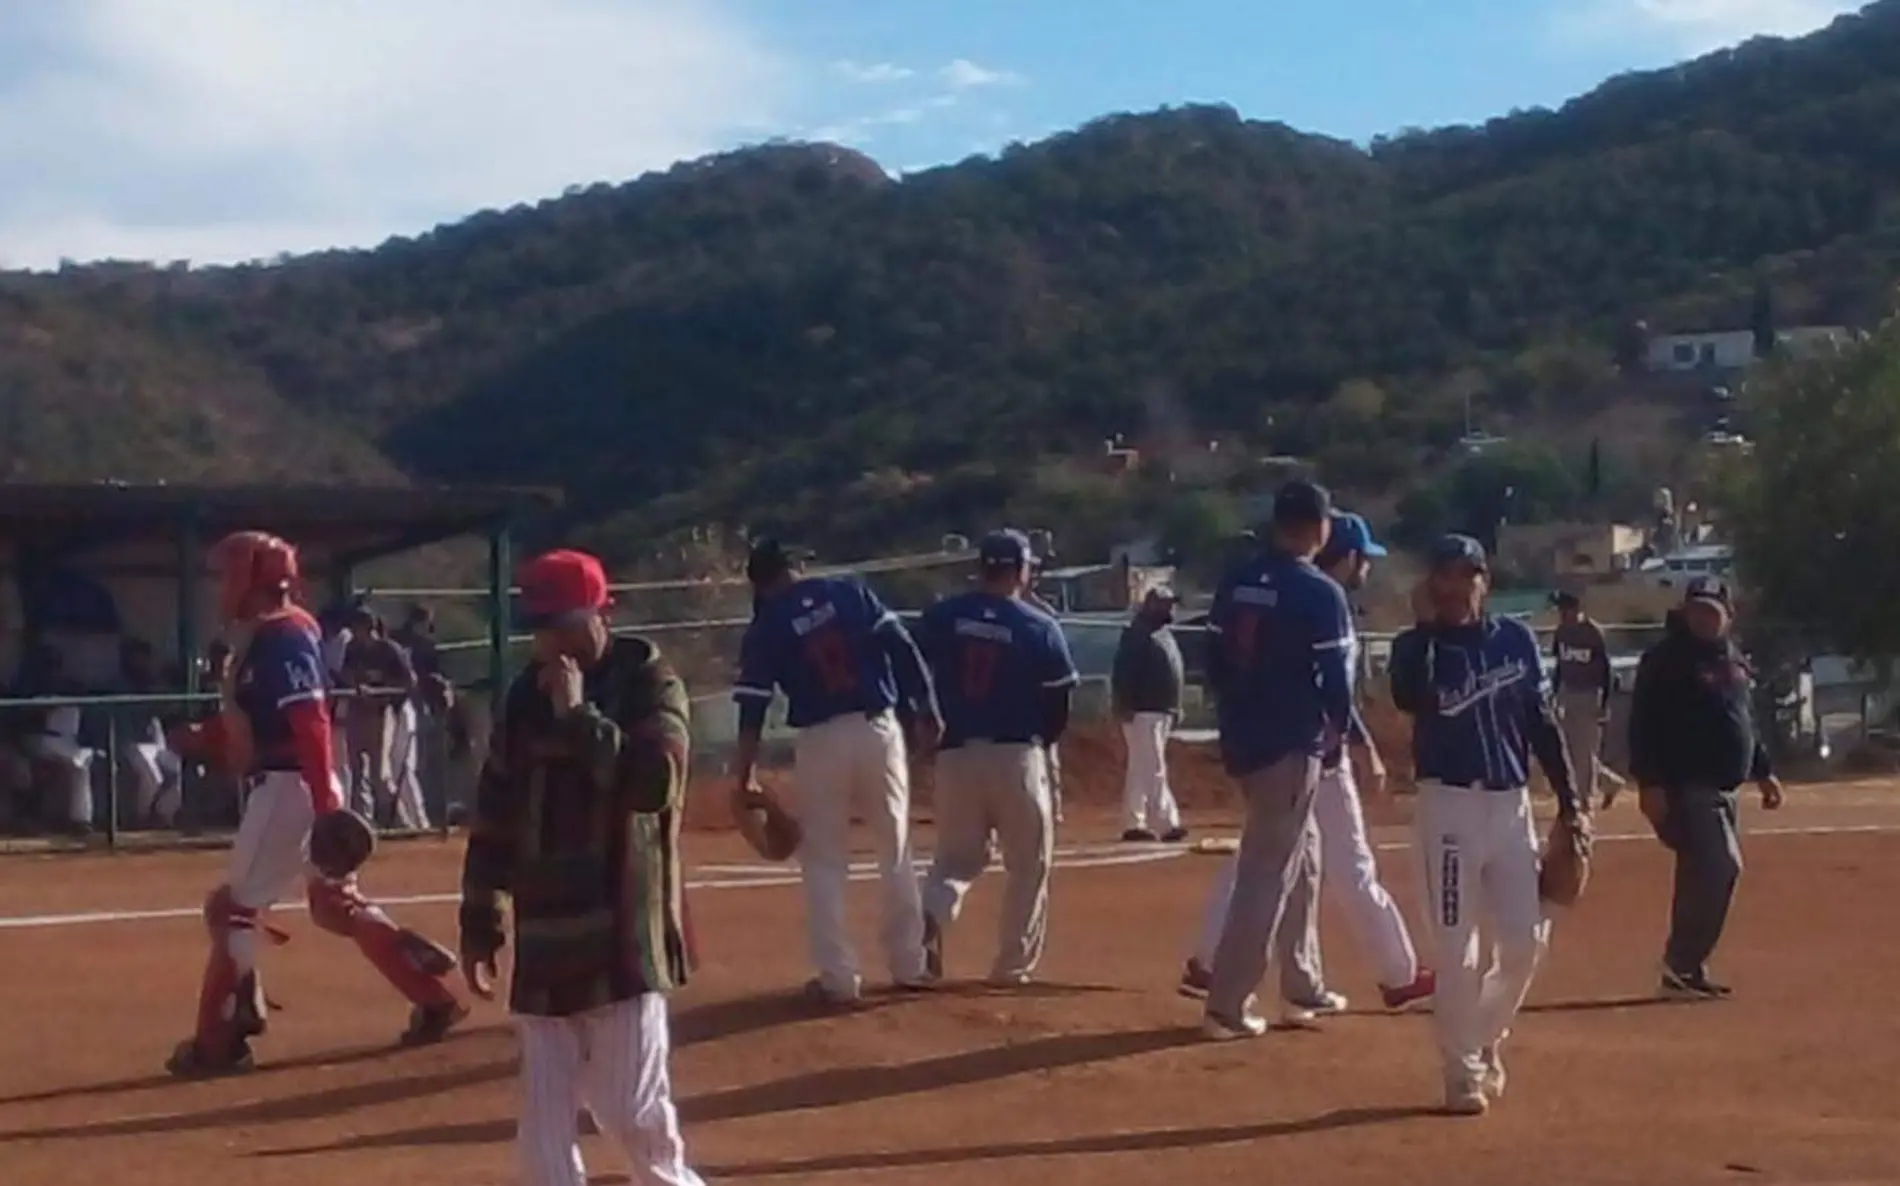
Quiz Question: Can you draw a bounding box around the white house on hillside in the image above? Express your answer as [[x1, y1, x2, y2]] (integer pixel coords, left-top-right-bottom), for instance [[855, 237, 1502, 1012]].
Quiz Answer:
[[1645, 325, 1852, 373]]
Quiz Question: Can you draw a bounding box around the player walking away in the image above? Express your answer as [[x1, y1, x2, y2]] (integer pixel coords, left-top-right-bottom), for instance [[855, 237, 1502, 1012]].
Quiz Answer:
[[341, 606, 423, 828], [732, 539, 943, 1005], [459, 549, 704, 1186], [1182, 512, 1434, 1016], [1550, 591, 1623, 808], [1113, 587, 1189, 843], [914, 530, 1079, 986], [1389, 534, 1584, 1116], [166, 531, 465, 1079], [1199, 482, 1356, 1040], [1623, 576, 1784, 1000]]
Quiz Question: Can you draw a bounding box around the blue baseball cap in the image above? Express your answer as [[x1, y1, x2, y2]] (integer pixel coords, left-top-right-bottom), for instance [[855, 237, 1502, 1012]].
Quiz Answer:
[[979, 528, 1037, 569], [1271, 480, 1333, 526], [1317, 511, 1387, 565], [1429, 533, 1489, 572]]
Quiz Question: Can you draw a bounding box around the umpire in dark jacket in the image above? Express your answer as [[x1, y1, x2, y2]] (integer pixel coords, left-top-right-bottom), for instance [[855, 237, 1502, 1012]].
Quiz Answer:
[[1624, 576, 1784, 1000]]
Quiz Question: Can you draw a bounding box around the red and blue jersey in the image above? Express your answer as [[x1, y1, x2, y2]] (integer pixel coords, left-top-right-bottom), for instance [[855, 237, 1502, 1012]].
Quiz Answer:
[[1206, 548, 1355, 777], [915, 591, 1078, 749], [233, 609, 328, 771], [734, 575, 935, 730]]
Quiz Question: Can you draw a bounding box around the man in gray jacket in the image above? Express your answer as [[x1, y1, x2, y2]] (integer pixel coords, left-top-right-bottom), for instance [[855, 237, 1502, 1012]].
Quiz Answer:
[[1113, 587, 1187, 842]]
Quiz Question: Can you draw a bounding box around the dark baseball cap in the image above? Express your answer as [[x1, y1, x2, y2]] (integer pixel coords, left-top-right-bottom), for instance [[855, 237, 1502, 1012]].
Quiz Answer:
[[1683, 575, 1731, 607], [978, 528, 1037, 569], [1271, 480, 1333, 526], [1550, 589, 1581, 609], [1316, 511, 1387, 565], [1429, 533, 1489, 572], [518, 549, 612, 628], [745, 538, 811, 585]]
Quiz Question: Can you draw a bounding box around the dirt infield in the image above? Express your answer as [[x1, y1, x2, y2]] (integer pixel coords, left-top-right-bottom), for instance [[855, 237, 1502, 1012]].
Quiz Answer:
[[3, 785, 1900, 1186]]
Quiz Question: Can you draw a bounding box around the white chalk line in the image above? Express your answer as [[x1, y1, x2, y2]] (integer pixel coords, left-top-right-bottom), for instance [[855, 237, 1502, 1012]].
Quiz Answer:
[[1, 820, 1894, 933]]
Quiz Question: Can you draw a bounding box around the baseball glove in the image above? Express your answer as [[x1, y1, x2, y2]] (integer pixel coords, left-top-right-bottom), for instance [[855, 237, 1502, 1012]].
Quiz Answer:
[[731, 784, 801, 862], [309, 808, 378, 879], [1538, 813, 1594, 907]]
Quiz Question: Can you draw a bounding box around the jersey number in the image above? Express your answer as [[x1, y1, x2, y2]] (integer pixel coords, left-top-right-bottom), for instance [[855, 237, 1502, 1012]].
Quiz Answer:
[[805, 629, 858, 696], [960, 641, 1003, 700]]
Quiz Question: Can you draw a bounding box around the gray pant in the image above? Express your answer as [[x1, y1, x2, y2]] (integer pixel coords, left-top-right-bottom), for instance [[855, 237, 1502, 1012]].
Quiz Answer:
[[1206, 752, 1322, 1019], [1556, 691, 1604, 806], [1660, 785, 1743, 977], [1272, 813, 1326, 1002]]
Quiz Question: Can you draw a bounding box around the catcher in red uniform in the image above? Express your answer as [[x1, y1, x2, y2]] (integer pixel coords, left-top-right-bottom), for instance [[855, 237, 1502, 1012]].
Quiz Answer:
[[165, 531, 468, 1078]]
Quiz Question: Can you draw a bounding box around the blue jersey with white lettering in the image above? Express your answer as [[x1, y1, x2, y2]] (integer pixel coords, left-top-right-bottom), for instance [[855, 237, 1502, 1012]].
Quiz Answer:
[[915, 592, 1078, 749], [1388, 615, 1569, 793], [1206, 549, 1355, 777], [233, 609, 328, 770], [734, 575, 915, 729]]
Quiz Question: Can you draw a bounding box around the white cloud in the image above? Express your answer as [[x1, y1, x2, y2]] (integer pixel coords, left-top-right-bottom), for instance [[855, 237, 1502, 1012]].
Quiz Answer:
[[1559, 0, 1862, 53], [0, 0, 791, 269], [831, 59, 914, 84], [940, 58, 1024, 89]]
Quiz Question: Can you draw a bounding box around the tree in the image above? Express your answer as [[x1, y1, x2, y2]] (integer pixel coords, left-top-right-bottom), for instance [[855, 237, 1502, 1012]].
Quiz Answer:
[[1751, 278, 1778, 360], [1727, 313, 1900, 662]]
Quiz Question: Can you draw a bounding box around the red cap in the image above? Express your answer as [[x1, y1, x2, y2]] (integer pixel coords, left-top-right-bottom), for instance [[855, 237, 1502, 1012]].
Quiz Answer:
[[518, 549, 611, 627]]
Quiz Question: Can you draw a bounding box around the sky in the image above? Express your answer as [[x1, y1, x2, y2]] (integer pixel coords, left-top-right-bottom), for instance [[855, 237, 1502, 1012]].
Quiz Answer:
[[0, 0, 1870, 270]]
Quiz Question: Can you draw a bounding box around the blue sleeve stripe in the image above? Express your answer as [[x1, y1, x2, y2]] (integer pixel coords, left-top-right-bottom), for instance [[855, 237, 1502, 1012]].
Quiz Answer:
[[732, 685, 774, 700]]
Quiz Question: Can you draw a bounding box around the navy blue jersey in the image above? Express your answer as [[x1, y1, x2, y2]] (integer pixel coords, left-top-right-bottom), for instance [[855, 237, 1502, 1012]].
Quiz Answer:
[[915, 592, 1078, 749], [1206, 549, 1355, 777], [1388, 615, 1575, 806], [233, 609, 328, 770], [734, 575, 929, 729]]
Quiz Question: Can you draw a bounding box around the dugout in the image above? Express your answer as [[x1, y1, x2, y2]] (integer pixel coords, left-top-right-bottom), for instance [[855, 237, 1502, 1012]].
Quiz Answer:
[[0, 483, 561, 697]]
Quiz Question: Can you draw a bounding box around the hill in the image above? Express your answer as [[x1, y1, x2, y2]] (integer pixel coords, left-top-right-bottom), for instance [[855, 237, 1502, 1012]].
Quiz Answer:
[[5, 1, 1900, 561]]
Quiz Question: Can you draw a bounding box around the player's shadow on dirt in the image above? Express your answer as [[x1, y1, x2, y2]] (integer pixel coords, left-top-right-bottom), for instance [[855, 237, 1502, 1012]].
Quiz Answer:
[[0, 1023, 512, 1109], [0, 1053, 518, 1144], [627, 1106, 1438, 1180], [1522, 994, 1689, 1014], [248, 1023, 1204, 1159]]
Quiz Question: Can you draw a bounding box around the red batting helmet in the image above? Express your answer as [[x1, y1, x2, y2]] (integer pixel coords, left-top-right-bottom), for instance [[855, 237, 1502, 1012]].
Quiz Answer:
[[211, 530, 301, 621]]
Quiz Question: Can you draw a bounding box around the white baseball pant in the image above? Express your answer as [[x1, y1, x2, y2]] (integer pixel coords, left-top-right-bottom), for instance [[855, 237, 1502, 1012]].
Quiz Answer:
[[793, 710, 928, 997], [514, 993, 703, 1186], [1414, 780, 1550, 1092], [225, 771, 319, 975], [386, 700, 431, 829], [1121, 712, 1181, 834], [1194, 763, 1419, 990], [919, 741, 1053, 981]]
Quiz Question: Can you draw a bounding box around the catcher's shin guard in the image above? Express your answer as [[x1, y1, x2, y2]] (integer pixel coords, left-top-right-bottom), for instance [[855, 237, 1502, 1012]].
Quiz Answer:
[[181, 888, 271, 1072], [307, 878, 459, 1008]]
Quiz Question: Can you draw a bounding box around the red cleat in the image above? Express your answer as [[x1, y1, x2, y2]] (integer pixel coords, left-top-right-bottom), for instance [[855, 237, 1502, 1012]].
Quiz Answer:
[[1381, 967, 1437, 1010]]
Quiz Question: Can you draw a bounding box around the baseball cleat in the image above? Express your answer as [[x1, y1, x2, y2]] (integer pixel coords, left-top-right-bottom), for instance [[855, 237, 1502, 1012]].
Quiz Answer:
[[1288, 990, 1349, 1016], [398, 1000, 470, 1048], [1381, 968, 1437, 1010], [1161, 826, 1190, 843], [1443, 1082, 1489, 1116], [1480, 1044, 1508, 1099], [987, 970, 1033, 987], [1121, 828, 1158, 843], [1201, 1009, 1269, 1041], [165, 1036, 256, 1079], [802, 977, 864, 1007], [1177, 958, 1212, 1001], [921, 915, 945, 982], [1659, 965, 1731, 1000]]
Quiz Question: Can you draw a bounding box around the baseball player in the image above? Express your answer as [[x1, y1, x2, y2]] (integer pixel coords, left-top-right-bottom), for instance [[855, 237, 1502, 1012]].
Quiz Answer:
[[913, 530, 1079, 985], [1389, 534, 1584, 1116], [460, 549, 704, 1186], [1198, 482, 1356, 1040], [1182, 511, 1436, 1015], [165, 531, 465, 1078], [732, 539, 942, 1004], [1550, 591, 1618, 808]]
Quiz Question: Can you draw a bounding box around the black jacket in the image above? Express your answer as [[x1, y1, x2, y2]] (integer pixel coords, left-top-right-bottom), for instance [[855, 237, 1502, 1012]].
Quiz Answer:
[[1627, 612, 1772, 792]]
